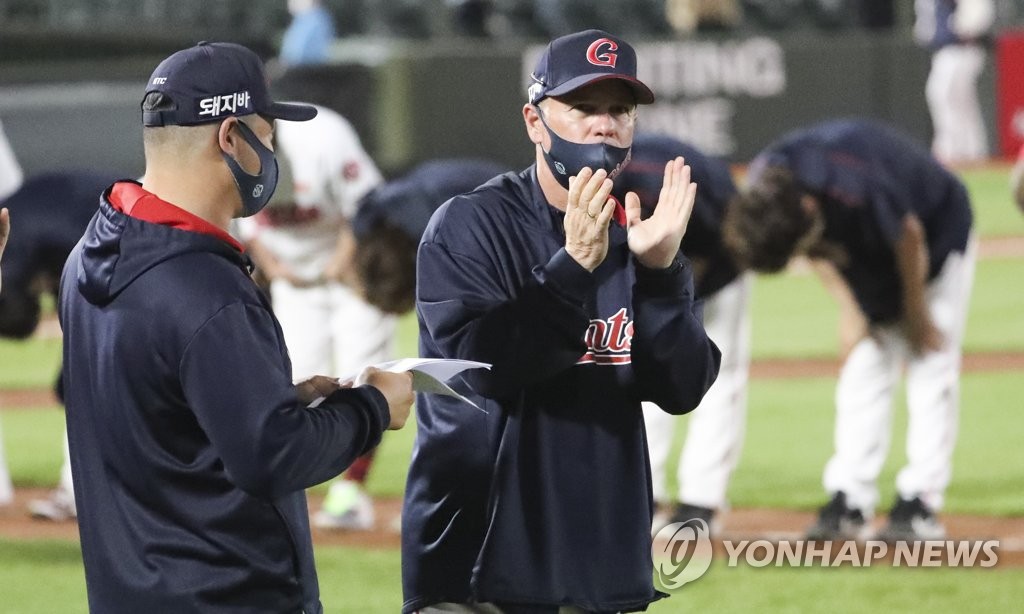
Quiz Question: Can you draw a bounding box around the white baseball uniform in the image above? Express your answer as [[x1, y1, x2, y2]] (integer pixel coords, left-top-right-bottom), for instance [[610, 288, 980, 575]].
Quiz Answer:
[[915, 0, 993, 163], [823, 236, 977, 514], [0, 119, 23, 202], [0, 118, 22, 505], [235, 105, 395, 381], [643, 272, 752, 510]]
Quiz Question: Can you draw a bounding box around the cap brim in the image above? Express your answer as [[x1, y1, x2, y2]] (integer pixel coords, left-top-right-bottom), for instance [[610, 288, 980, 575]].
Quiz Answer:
[[545, 74, 655, 105], [264, 101, 318, 122]]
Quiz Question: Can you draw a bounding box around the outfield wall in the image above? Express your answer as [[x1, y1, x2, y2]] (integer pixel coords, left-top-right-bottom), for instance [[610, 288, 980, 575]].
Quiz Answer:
[[0, 30, 1000, 178]]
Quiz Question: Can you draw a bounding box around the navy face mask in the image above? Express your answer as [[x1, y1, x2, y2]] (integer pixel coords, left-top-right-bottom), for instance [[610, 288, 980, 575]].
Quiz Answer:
[[536, 106, 632, 190], [221, 120, 279, 217]]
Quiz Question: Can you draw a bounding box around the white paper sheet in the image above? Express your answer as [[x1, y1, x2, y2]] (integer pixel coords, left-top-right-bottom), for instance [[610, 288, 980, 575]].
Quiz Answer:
[[310, 358, 491, 412]]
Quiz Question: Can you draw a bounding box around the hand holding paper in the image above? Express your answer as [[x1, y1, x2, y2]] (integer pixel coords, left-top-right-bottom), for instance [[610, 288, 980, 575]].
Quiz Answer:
[[311, 358, 492, 412], [355, 367, 414, 429]]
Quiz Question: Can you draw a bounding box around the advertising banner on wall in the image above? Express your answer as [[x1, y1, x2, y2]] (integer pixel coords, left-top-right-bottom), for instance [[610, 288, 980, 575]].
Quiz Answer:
[[521, 33, 934, 163], [996, 29, 1024, 159], [521, 37, 788, 159]]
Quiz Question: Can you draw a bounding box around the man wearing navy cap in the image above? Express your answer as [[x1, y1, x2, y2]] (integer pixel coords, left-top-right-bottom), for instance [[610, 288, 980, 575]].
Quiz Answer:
[[59, 42, 414, 613], [402, 30, 721, 613]]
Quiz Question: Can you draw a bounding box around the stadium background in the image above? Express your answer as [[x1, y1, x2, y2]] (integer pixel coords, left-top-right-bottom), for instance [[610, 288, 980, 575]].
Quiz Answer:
[[1, 1, 1023, 612], [3, 0, 1024, 176]]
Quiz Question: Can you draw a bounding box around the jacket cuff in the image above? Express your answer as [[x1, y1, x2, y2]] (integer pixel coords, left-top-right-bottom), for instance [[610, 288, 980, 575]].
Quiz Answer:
[[634, 255, 692, 299], [328, 385, 390, 454], [536, 248, 595, 303]]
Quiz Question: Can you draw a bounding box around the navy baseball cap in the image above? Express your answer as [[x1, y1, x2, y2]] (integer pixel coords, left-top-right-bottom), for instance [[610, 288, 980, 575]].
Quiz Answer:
[[528, 29, 654, 105], [142, 41, 317, 127]]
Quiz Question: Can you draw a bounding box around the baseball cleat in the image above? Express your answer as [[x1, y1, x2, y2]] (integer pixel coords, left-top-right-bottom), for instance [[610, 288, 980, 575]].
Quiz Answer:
[[877, 496, 945, 542], [806, 491, 867, 540], [652, 502, 718, 537], [650, 501, 674, 536], [28, 488, 77, 522], [313, 480, 374, 531]]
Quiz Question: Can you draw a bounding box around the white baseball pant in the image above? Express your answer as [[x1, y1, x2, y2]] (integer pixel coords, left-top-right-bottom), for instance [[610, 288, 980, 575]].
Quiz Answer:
[[0, 119, 23, 201], [270, 279, 396, 382], [926, 44, 988, 164], [58, 429, 74, 498], [823, 237, 977, 514], [643, 272, 752, 510], [0, 421, 12, 505]]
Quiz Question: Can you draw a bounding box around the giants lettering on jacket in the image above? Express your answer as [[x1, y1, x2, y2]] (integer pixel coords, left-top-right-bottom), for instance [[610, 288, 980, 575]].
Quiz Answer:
[[578, 307, 633, 365]]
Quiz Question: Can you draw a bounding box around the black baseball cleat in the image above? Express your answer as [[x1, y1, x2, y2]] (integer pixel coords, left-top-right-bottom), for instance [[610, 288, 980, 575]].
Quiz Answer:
[[877, 496, 945, 542], [806, 491, 867, 540], [670, 502, 716, 527], [651, 502, 717, 536]]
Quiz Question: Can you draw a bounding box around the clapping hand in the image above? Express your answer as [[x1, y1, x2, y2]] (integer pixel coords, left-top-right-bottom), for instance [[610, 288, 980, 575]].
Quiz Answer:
[[0, 207, 9, 262], [564, 168, 617, 272], [0, 207, 9, 294], [623, 157, 697, 269]]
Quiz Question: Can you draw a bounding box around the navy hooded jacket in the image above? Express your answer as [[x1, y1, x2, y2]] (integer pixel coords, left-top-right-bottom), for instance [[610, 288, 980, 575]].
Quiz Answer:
[[402, 167, 721, 613], [59, 182, 390, 613]]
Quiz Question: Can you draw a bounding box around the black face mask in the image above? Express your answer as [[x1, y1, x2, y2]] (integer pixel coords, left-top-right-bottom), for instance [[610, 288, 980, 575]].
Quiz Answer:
[[221, 120, 279, 217], [536, 107, 632, 190]]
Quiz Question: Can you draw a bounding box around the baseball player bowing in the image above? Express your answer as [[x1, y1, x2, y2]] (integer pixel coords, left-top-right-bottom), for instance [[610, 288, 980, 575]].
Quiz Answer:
[[402, 30, 720, 613], [344, 158, 508, 315], [0, 170, 122, 521], [616, 134, 752, 535], [725, 118, 976, 541]]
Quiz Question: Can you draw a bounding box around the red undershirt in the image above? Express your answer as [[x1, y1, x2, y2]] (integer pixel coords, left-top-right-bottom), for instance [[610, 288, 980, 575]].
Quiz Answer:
[[609, 194, 627, 227], [108, 182, 244, 252]]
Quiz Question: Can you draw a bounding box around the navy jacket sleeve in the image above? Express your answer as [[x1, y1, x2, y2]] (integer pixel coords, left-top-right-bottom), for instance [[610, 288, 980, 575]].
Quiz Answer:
[[179, 302, 390, 499], [630, 256, 721, 414], [417, 229, 595, 399]]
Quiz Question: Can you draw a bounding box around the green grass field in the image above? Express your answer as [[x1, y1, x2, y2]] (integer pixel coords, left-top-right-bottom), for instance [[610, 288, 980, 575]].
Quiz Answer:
[[1, 166, 1021, 612]]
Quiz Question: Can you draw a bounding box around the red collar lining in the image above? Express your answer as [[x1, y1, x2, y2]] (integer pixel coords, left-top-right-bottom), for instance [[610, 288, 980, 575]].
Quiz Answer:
[[108, 182, 243, 252]]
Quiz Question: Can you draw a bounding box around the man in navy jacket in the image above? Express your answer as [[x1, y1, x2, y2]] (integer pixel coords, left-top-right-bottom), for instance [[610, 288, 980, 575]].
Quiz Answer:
[[59, 42, 414, 613], [402, 30, 721, 613]]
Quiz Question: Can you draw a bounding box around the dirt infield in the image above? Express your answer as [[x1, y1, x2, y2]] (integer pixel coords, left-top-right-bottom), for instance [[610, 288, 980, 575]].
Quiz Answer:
[[2, 488, 1022, 568], [3, 349, 1023, 410], [3, 353, 1022, 562], [748, 349, 1024, 379], [3, 235, 1021, 568]]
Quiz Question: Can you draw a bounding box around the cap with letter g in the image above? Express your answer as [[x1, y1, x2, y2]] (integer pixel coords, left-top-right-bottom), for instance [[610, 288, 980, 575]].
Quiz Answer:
[[528, 29, 655, 106], [142, 41, 317, 127]]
